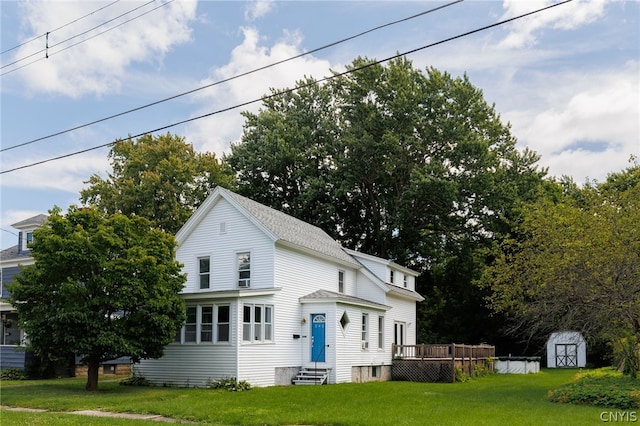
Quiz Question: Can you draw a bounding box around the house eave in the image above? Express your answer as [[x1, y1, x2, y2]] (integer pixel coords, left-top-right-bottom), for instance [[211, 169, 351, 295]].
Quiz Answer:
[[181, 287, 282, 300], [300, 293, 390, 311]]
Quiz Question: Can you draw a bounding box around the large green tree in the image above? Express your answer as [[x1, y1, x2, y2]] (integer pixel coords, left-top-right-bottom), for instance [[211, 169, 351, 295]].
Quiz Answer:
[[227, 57, 546, 346], [81, 132, 235, 234], [479, 165, 640, 357], [9, 206, 186, 391]]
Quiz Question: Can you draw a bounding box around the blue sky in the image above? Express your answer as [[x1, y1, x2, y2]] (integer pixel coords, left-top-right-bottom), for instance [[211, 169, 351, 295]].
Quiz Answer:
[[1, 0, 638, 249]]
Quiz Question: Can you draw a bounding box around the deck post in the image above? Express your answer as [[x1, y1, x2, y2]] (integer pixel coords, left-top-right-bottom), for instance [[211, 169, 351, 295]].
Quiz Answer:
[[451, 343, 456, 382]]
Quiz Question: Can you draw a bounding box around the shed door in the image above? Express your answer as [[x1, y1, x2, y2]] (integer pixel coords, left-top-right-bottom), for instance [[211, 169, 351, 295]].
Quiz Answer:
[[555, 344, 578, 367], [311, 314, 326, 362]]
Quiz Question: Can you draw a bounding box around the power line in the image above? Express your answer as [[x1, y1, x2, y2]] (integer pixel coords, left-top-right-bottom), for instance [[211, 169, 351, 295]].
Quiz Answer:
[[1, 0, 168, 74], [0, 0, 121, 56], [1, 0, 463, 153], [0, 0, 573, 175]]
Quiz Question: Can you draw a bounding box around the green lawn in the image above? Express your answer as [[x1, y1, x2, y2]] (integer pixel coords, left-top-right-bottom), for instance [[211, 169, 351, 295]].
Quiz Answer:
[[0, 370, 618, 425]]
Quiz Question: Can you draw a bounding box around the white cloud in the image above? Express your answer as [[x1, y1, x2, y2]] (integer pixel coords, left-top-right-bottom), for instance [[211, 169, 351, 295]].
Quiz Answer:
[[11, 0, 198, 97], [184, 27, 333, 155], [499, 0, 609, 48], [504, 62, 639, 182], [244, 0, 274, 22], [1, 150, 110, 193]]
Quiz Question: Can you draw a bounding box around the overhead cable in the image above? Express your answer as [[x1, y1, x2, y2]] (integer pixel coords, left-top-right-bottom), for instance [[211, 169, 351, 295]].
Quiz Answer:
[[1, 0, 463, 153], [0, 0, 121, 55], [0, 0, 573, 175], [1, 0, 171, 74]]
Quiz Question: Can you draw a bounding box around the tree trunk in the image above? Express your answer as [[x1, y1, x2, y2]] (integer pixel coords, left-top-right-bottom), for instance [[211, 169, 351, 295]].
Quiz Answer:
[[85, 357, 100, 391]]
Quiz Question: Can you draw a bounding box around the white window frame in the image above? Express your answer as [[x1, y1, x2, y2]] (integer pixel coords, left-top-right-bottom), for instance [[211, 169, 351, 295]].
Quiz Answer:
[[378, 316, 384, 349], [338, 270, 345, 293], [390, 270, 395, 284], [361, 313, 369, 350], [242, 303, 273, 343], [176, 304, 231, 344], [216, 305, 230, 343], [198, 256, 211, 289], [403, 275, 408, 288], [237, 252, 251, 288]]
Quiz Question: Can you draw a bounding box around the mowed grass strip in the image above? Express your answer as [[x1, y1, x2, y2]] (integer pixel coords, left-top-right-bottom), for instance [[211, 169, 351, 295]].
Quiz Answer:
[[0, 370, 610, 425]]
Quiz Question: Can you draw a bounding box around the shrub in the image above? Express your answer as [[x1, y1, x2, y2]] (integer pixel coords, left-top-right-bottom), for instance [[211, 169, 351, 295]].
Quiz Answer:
[[120, 374, 151, 387], [454, 366, 469, 382], [548, 368, 640, 409], [207, 377, 252, 391], [1, 367, 26, 380]]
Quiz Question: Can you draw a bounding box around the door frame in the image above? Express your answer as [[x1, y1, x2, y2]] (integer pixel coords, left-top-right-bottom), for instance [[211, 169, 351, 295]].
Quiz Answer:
[[311, 313, 326, 363]]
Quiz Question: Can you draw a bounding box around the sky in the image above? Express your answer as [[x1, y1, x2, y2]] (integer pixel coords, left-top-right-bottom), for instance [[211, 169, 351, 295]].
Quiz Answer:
[[1, 0, 638, 249]]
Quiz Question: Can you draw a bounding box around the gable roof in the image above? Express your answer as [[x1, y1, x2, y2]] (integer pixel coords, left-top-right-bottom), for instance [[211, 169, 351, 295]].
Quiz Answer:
[[11, 214, 48, 229], [177, 187, 359, 267]]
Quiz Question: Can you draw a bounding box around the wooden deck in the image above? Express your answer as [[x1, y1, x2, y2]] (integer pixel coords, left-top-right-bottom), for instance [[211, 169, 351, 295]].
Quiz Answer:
[[391, 344, 495, 383]]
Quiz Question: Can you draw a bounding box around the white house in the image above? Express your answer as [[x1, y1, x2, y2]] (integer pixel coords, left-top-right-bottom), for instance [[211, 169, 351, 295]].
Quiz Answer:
[[135, 187, 424, 387], [546, 331, 587, 368]]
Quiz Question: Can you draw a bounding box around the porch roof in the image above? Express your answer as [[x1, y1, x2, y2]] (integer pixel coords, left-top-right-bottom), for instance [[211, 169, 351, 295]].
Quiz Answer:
[[300, 289, 390, 311]]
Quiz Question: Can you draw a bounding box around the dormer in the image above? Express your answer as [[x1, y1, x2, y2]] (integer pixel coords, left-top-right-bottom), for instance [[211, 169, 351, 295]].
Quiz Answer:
[[11, 214, 48, 255]]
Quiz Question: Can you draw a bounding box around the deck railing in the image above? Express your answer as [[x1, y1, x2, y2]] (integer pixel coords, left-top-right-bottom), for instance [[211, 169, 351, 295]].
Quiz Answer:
[[392, 343, 495, 360]]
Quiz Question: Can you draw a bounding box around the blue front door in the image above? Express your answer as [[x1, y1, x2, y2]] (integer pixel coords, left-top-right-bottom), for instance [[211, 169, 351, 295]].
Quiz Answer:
[[311, 313, 326, 362]]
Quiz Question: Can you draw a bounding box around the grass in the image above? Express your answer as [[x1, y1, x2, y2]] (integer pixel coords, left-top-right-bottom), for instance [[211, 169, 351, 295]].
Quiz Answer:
[[0, 370, 621, 425]]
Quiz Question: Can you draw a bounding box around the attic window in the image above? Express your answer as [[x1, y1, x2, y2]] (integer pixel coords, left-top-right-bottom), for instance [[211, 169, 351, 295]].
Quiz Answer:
[[219, 222, 227, 234], [390, 270, 395, 284], [340, 311, 350, 330]]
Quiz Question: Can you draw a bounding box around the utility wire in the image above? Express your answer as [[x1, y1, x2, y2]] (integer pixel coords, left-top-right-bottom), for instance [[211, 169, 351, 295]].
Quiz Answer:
[[0, 0, 121, 55], [1, 0, 463, 153], [0, 0, 573, 175], [1, 0, 167, 74]]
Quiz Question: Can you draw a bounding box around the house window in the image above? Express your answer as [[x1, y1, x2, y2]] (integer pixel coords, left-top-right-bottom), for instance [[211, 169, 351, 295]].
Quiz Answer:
[[361, 313, 369, 349], [185, 307, 197, 342], [378, 316, 384, 349], [26, 231, 34, 247], [177, 304, 230, 344], [371, 366, 379, 378], [238, 252, 251, 288], [390, 270, 394, 284], [340, 311, 350, 330], [403, 275, 408, 288], [199, 256, 210, 289], [243, 304, 273, 343], [219, 221, 227, 234], [338, 270, 345, 293], [200, 306, 213, 342], [217, 305, 230, 342]]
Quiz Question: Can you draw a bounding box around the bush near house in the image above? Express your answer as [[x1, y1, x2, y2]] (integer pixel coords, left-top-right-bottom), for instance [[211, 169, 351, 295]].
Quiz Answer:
[[548, 368, 640, 409]]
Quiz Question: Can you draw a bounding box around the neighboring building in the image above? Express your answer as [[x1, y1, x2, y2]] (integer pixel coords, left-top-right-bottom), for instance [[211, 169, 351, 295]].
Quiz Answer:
[[135, 187, 424, 387], [546, 331, 587, 368], [0, 214, 47, 369]]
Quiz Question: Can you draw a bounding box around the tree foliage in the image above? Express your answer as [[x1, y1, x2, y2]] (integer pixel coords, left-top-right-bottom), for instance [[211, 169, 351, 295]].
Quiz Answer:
[[227, 57, 546, 344], [81, 132, 235, 234], [479, 165, 640, 359], [9, 206, 186, 391]]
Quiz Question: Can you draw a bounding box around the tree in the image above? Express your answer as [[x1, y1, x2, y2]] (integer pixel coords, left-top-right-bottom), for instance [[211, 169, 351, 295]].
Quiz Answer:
[[227, 56, 546, 345], [81, 132, 235, 234], [9, 206, 186, 391], [479, 166, 640, 364]]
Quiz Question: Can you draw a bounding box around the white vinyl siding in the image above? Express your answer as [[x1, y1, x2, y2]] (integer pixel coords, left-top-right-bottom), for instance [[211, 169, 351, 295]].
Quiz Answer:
[[177, 198, 274, 293]]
